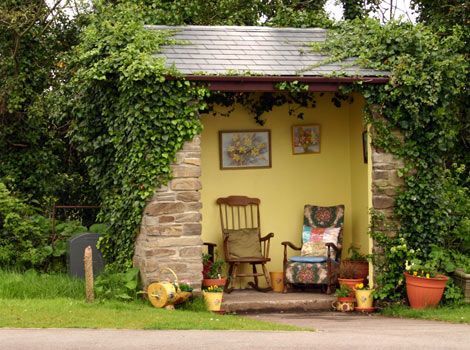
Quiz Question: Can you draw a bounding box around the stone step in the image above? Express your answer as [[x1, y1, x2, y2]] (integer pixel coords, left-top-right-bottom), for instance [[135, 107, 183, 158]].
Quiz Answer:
[[221, 290, 335, 313]]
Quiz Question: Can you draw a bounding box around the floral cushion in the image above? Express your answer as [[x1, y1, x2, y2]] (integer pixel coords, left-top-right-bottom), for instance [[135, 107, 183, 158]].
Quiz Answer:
[[303, 205, 345, 228], [285, 260, 339, 285], [301, 241, 326, 256], [301, 226, 341, 258]]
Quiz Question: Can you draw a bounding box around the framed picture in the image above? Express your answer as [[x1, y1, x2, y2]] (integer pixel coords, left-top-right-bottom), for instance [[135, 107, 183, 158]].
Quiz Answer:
[[292, 124, 321, 154], [219, 130, 271, 169], [362, 130, 368, 164]]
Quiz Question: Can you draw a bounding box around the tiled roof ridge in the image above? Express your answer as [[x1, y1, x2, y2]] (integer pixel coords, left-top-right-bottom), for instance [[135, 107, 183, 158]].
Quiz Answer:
[[145, 25, 327, 33]]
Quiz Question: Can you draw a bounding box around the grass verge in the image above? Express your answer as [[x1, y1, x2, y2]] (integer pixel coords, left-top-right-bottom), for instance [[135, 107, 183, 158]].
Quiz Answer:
[[0, 298, 303, 330], [381, 304, 470, 324]]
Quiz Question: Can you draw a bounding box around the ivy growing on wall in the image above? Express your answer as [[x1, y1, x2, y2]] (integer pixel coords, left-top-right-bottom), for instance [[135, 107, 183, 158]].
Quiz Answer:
[[56, 2, 208, 268], [314, 19, 469, 301]]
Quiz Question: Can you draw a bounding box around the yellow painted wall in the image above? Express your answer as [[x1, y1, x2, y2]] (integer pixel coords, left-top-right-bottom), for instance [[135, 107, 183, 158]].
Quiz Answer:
[[349, 95, 369, 255], [200, 93, 368, 287]]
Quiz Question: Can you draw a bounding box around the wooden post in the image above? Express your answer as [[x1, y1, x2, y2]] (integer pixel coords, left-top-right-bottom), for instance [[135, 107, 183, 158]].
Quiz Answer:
[[84, 246, 94, 302]]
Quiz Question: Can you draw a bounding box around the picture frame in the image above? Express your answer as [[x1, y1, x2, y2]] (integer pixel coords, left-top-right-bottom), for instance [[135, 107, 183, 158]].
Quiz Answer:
[[219, 130, 271, 169], [362, 130, 368, 164], [292, 124, 321, 154]]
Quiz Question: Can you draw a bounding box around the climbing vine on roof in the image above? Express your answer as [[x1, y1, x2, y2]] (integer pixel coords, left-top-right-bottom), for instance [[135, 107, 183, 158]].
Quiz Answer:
[[316, 19, 469, 301]]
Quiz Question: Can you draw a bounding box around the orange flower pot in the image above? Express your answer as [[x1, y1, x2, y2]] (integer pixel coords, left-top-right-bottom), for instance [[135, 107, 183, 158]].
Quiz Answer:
[[338, 278, 364, 297], [404, 272, 449, 309], [202, 278, 227, 288]]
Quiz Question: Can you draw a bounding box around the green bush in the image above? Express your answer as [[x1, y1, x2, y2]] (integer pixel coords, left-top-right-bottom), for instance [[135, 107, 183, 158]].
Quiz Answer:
[[0, 182, 89, 271]]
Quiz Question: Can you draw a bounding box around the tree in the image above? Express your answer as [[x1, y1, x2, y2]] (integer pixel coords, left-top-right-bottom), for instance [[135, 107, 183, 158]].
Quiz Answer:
[[0, 0, 95, 211]]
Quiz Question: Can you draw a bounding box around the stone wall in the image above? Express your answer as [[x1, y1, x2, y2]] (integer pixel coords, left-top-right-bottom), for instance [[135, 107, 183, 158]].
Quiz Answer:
[[371, 144, 404, 254], [133, 135, 203, 290]]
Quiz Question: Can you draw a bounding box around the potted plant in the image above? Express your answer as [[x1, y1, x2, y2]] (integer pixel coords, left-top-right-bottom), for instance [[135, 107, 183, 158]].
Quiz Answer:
[[338, 263, 364, 296], [404, 258, 449, 309], [453, 266, 470, 303], [203, 285, 224, 312], [202, 251, 227, 288], [342, 245, 369, 281], [354, 282, 375, 311], [332, 285, 355, 312]]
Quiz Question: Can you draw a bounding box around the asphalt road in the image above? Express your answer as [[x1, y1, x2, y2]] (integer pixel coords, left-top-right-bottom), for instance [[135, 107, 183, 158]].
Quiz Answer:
[[0, 312, 469, 349]]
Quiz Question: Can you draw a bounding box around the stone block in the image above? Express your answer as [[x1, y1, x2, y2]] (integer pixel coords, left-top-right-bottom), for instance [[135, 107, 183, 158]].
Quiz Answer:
[[145, 248, 177, 258], [159, 225, 183, 236], [183, 223, 202, 235], [373, 195, 395, 209], [171, 165, 201, 178], [175, 212, 202, 223], [185, 202, 203, 211], [159, 215, 175, 223], [373, 170, 389, 180], [176, 191, 201, 202], [157, 236, 203, 247], [152, 192, 176, 201], [170, 178, 202, 191], [183, 158, 201, 166], [145, 202, 186, 216], [179, 246, 203, 258]]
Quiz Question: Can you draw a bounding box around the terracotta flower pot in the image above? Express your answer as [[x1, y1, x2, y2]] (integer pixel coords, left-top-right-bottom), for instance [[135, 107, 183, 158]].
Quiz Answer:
[[404, 272, 449, 309], [342, 260, 369, 281], [202, 278, 227, 288], [338, 278, 364, 297]]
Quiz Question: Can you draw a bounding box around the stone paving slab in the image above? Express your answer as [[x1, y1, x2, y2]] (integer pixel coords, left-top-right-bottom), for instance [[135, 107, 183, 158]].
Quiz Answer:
[[222, 289, 335, 313]]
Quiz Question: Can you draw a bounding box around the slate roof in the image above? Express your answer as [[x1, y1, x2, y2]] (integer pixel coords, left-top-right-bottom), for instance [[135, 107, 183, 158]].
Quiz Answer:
[[146, 25, 388, 77]]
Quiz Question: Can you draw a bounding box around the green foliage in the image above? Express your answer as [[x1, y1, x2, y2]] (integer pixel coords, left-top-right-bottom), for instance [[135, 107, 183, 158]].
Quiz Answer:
[[0, 0, 95, 209], [0, 182, 87, 271], [334, 284, 351, 297], [317, 19, 469, 302], [94, 267, 140, 300], [56, 2, 208, 268]]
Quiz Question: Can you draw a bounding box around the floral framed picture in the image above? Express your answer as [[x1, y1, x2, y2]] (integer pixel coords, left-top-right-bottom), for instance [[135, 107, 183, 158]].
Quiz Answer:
[[219, 130, 271, 169], [292, 124, 321, 154]]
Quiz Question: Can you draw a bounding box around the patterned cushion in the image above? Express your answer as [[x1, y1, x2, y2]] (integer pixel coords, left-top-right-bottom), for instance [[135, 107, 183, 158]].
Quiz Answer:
[[301, 241, 326, 256], [289, 256, 327, 263], [304, 205, 345, 228], [285, 260, 339, 285]]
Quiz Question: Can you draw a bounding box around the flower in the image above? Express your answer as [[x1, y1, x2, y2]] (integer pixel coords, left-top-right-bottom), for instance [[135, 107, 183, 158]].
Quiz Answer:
[[204, 285, 224, 293]]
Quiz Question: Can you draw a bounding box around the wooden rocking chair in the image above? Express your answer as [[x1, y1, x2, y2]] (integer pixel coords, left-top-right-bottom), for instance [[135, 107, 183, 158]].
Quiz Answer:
[[217, 196, 274, 293]]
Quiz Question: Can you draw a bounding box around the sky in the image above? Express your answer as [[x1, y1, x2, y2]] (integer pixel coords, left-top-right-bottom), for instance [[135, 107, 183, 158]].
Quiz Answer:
[[325, 0, 418, 22]]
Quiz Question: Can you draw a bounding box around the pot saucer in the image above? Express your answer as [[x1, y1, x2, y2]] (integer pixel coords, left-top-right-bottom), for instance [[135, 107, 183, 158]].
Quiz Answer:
[[355, 306, 376, 312]]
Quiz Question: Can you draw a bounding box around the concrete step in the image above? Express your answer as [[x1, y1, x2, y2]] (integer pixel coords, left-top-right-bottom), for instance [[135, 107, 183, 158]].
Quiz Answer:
[[221, 290, 334, 313]]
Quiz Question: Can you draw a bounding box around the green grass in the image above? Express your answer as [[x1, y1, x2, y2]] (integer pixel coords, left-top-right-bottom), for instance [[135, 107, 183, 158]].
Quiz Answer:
[[0, 270, 85, 299], [0, 298, 302, 330], [0, 271, 303, 331], [381, 304, 470, 324]]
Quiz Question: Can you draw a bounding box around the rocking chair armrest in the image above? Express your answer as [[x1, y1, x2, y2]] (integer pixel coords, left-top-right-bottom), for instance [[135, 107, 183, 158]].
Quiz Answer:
[[203, 242, 217, 249], [281, 241, 301, 251], [260, 232, 274, 242], [325, 242, 340, 253]]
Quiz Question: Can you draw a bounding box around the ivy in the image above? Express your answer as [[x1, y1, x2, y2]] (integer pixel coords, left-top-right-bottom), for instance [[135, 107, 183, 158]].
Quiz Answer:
[[57, 2, 208, 268], [316, 19, 469, 301]]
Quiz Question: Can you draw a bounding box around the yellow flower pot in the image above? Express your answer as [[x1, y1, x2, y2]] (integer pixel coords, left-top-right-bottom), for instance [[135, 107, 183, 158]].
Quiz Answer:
[[203, 291, 224, 312], [355, 289, 374, 309]]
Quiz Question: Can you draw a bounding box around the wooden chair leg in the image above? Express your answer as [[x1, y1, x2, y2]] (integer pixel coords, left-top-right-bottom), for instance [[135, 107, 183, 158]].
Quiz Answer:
[[262, 264, 272, 289], [252, 264, 259, 289], [225, 263, 236, 293]]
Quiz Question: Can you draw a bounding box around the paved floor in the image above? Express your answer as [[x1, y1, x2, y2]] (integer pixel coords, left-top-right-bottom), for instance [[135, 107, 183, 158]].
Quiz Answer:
[[1, 312, 469, 350], [222, 289, 334, 312]]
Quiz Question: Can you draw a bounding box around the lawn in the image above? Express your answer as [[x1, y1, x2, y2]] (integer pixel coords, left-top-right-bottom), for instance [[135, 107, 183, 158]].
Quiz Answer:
[[0, 271, 302, 331], [381, 304, 470, 324]]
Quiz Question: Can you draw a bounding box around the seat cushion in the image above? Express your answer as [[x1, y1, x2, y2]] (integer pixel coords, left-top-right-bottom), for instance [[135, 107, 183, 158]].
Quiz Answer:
[[226, 228, 262, 259], [285, 260, 339, 285], [289, 256, 327, 263]]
